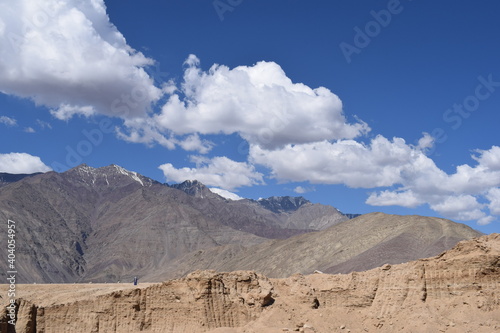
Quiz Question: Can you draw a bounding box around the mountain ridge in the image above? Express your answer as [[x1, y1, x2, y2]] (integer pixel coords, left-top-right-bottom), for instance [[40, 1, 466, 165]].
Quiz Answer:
[[0, 164, 483, 284], [0, 164, 348, 283], [0, 164, 357, 218]]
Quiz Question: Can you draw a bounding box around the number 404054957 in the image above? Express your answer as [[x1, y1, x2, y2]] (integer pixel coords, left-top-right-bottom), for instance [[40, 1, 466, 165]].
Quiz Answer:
[[7, 220, 16, 268]]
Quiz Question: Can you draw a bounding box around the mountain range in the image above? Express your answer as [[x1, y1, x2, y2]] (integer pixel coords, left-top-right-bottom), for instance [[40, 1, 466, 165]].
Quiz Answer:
[[0, 164, 482, 283]]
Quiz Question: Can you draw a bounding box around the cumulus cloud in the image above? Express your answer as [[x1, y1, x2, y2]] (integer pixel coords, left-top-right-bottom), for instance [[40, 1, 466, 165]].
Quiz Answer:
[[250, 135, 426, 188], [0, 152, 52, 174], [366, 189, 422, 208], [486, 188, 500, 215], [429, 195, 485, 221], [154, 55, 369, 149], [159, 156, 264, 190], [391, 146, 500, 200], [118, 54, 369, 152], [177, 134, 214, 154], [249, 130, 500, 225], [0, 0, 161, 119], [366, 146, 500, 224]]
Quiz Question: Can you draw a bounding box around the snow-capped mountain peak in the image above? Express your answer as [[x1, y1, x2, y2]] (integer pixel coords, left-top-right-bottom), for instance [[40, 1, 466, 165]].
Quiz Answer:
[[67, 164, 155, 188]]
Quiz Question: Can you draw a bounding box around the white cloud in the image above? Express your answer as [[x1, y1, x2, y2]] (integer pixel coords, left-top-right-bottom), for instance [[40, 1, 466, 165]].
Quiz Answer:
[[177, 134, 214, 154], [293, 186, 315, 194], [477, 216, 496, 226], [209, 187, 244, 201], [117, 118, 213, 154], [159, 156, 264, 191], [367, 146, 500, 224], [36, 119, 52, 129], [473, 146, 500, 171], [112, 53, 369, 152], [0, 152, 51, 174], [24, 127, 35, 133], [486, 188, 500, 215], [0, 18, 5, 36], [0, 116, 16, 126], [154, 55, 369, 149], [366, 189, 422, 208], [249, 132, 500, 225], [250, 135, 423, 188], [0, 0, 161, 119], [429, 195, 485, 221], [417, 132, 434, 150], [50, 105, 96, 121], [117, 117, 176, 150]]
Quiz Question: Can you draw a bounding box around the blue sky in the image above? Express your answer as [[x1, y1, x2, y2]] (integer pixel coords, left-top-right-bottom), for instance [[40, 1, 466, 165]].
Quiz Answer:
[[0, 0, 499, 234]]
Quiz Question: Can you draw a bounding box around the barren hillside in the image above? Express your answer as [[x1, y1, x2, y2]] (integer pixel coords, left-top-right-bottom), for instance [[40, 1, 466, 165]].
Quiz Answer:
[[150, 212, 482, 280]]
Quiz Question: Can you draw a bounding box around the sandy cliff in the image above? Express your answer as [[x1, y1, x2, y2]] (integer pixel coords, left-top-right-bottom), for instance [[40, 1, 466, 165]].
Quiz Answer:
[[1, 234, 499, 333]]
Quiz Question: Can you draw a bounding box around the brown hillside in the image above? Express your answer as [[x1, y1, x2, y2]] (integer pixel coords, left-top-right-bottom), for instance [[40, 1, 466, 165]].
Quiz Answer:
[[149, 212, 482, 280]]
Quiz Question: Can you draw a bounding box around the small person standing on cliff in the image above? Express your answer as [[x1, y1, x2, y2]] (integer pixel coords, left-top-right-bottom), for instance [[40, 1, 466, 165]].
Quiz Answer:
[[133, 276, 138, 285]]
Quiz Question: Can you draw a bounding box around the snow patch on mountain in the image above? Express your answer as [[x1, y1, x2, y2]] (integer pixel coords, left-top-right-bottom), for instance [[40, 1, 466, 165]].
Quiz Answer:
[[209, 188, 244, 201], [112, 164, 145, 186], [70, 164, 155, 187]]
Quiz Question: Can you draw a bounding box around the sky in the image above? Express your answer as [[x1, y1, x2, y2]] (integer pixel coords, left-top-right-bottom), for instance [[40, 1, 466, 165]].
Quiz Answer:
[[0, 0, 499, 234]]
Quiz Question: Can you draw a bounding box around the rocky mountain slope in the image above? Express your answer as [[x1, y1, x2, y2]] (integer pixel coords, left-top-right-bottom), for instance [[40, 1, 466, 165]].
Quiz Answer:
[[0, 164, 348, 283], [146, 212, 482, 280], [2, 234, 498, 333], [172, 180, 349, 232]]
